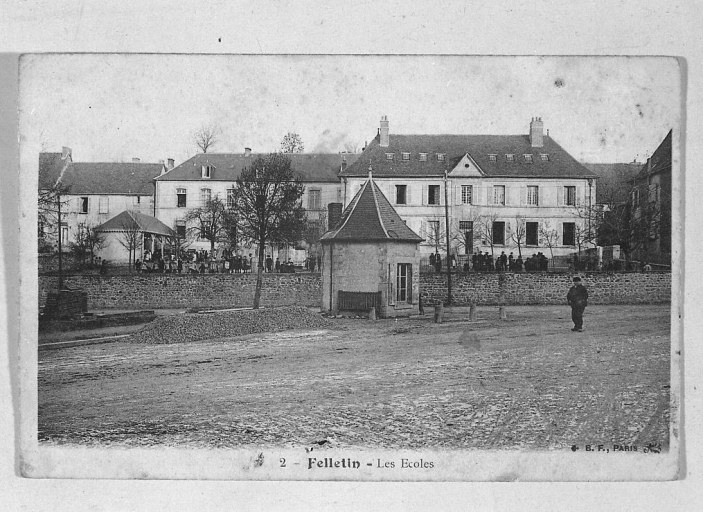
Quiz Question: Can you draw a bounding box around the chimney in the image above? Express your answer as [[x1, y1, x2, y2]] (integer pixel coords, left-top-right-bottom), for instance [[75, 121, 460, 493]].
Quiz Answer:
[[530, 117, 544, 148], [132, 157, 141, 163], [379, 115, 389, 147], [167, 158, 175, 170], [61, 146, 72, 160], [341, 153, 348, 171], [244, 147, 252, 157], [328, 202, 343, 231]]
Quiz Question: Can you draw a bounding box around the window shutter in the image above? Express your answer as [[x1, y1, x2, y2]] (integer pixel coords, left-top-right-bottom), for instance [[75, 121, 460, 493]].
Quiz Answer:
[[407, 264, 413, 303], [520, 186, 527, 205], [504, 185, 510, 206], [559, 186, 564, 206], [576, 186, 583, 206], [422, 184, 427, 205]]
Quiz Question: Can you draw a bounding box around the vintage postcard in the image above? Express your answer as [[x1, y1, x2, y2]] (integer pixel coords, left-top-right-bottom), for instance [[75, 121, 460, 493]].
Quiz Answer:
[[17, 54, 682, 481]]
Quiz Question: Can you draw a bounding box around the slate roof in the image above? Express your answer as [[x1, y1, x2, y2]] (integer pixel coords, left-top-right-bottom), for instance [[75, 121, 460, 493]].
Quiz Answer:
[[635, 129, 672, 181], [321, 178, 423, 243], [156, 152, 360, 183], [582, 162, 643, 204], [340, 134, 597, 179], [38, 152, 71, 189], [58, 162, 164, 195], [95, 210, 176, 237]]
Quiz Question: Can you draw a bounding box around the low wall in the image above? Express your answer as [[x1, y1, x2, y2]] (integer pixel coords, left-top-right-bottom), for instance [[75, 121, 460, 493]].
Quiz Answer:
[[38, 271, 671, 311], [421, 271, 671, 306], [39, 273, 322, 310]]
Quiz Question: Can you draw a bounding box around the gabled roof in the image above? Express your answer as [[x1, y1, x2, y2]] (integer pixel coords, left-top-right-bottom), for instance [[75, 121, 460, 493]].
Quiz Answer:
[[635, 129, 672, 181], [321, 177, 423, 243], [95, 210, 176, 237], [582, 162, 643, 204], [38, 152, 71, 189], [59, 162, 164, 195], [156, 152, 360, 183], [340, 134, 597, 179]]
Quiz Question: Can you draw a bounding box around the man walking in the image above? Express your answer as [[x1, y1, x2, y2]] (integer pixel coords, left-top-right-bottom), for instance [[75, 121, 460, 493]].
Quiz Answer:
[[567, 276, 588, 332]]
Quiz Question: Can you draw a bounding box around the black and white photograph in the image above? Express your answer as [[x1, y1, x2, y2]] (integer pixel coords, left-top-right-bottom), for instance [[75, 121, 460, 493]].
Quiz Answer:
[[16, 53, 681, 482]]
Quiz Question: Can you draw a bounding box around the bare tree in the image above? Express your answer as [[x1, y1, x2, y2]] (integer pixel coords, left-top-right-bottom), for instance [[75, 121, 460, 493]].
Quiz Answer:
[[235, 153, 306, 308], [184, 195, 236, 255], [538, 221, 560, 268], [194, 123, 221, 153], [280, 132, 305, 153], [475, 213, 500, 260], [70, 222, 106, 266], [424, 219, 445, 255], [117, 217, 142, 272], [510, 215, 527, 258]]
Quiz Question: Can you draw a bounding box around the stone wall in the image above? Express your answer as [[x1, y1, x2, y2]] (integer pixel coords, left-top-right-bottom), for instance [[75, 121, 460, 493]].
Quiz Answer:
[[38, 271, 671, 311], [39, 273, 322, 310], [421, 271, 671, 306]]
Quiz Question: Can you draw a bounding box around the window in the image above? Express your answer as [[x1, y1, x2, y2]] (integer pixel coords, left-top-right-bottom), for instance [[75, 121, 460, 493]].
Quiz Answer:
[[459, 220, 474, 254], [493, 185, 505, 205], [506, 154, 514, 162], [396, 263, 412, 303], [175, 220, 186, 239], [200, 188, 211, 205], [419, 153, 427, 161], [488, 154, 497, 162], [60, 223, 69, 246], [227, 188, 236, 209], [492, 221, 505, 245], [524, 154, 533, 163], [564, 186, 576, 206], [427, 220, 440, 238], [402, 152, 410, 161], [461, 185, 473, 204], [132, 195, 141, 205], [308, 189, 321, 210], [428, 185, 441, 205], [527, 186, 539, 206], [395, 185, 407, 205], [386, 153, 394, 160], [437, 153, 445, 162], [337, 188, 342, 202], [526, 222, 538, 245], [540, 154, 549, 161], [201, 164, 214, 178], [177, 188, 187, 208], [563, 222, 576, 246], [80, 197, 88, 214], [98, 196, 109, 214]]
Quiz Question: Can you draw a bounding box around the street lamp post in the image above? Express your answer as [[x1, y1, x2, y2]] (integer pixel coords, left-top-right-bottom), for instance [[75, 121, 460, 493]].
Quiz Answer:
[[444, 170, 452, 306]]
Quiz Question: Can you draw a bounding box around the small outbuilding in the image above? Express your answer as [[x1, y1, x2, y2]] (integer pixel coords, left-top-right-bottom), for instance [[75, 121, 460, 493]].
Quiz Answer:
[[320, 174, 423, 318], [94, 210, 177, 264]]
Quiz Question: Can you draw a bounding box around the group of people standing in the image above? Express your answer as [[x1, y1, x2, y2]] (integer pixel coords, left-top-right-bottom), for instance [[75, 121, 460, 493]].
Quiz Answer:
[[466, 251, 549, 272]]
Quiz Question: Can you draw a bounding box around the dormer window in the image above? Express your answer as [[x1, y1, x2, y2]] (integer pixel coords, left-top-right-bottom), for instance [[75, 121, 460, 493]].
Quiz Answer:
[[540, 154, 549, 161], [506, 154, 514, 162], [419, 153, 427, 161], [488, 154, 497, 162], [524, 154, 533, 163], [201, 164, 214, 178], [386, 153, 394, 161], [402, 152, 410, 161], [437, 153, 445, 162]]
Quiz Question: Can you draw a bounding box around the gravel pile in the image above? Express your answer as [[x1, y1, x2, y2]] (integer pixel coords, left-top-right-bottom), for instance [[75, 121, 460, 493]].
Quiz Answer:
[[129, 306, 332, 344]]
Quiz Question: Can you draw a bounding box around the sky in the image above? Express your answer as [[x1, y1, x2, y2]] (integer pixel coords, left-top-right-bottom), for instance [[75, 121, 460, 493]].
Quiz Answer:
[[19, 54, 681, 168]]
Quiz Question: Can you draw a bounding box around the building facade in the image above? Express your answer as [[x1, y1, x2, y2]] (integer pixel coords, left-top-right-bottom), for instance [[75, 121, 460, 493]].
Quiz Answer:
[[38, 148, 166, 251], [630, 130, 672, 264], [153, 150, 359, 262], [339, 117, 598, 262]]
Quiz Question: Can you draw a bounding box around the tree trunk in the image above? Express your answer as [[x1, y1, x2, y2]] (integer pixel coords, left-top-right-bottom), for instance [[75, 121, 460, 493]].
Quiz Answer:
[[253, 237, 266, 309]]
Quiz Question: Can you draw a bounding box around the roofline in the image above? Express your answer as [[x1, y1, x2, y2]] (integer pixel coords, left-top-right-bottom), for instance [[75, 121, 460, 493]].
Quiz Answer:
[[320, 237, 422, 244], [370, 181, 390, 238], [339, 173, 599, 179]]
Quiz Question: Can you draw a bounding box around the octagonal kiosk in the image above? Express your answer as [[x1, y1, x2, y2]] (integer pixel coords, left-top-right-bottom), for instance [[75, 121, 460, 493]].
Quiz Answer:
[[320, 174, 423, 318]]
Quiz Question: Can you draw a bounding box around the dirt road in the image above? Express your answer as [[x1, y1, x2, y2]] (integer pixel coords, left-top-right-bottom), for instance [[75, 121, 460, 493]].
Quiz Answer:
[[38, 305, 671, 450]]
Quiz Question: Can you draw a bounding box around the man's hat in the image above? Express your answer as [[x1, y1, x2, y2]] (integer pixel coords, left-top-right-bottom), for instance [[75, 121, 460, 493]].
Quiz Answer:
[[573, 276, 582, 282]]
